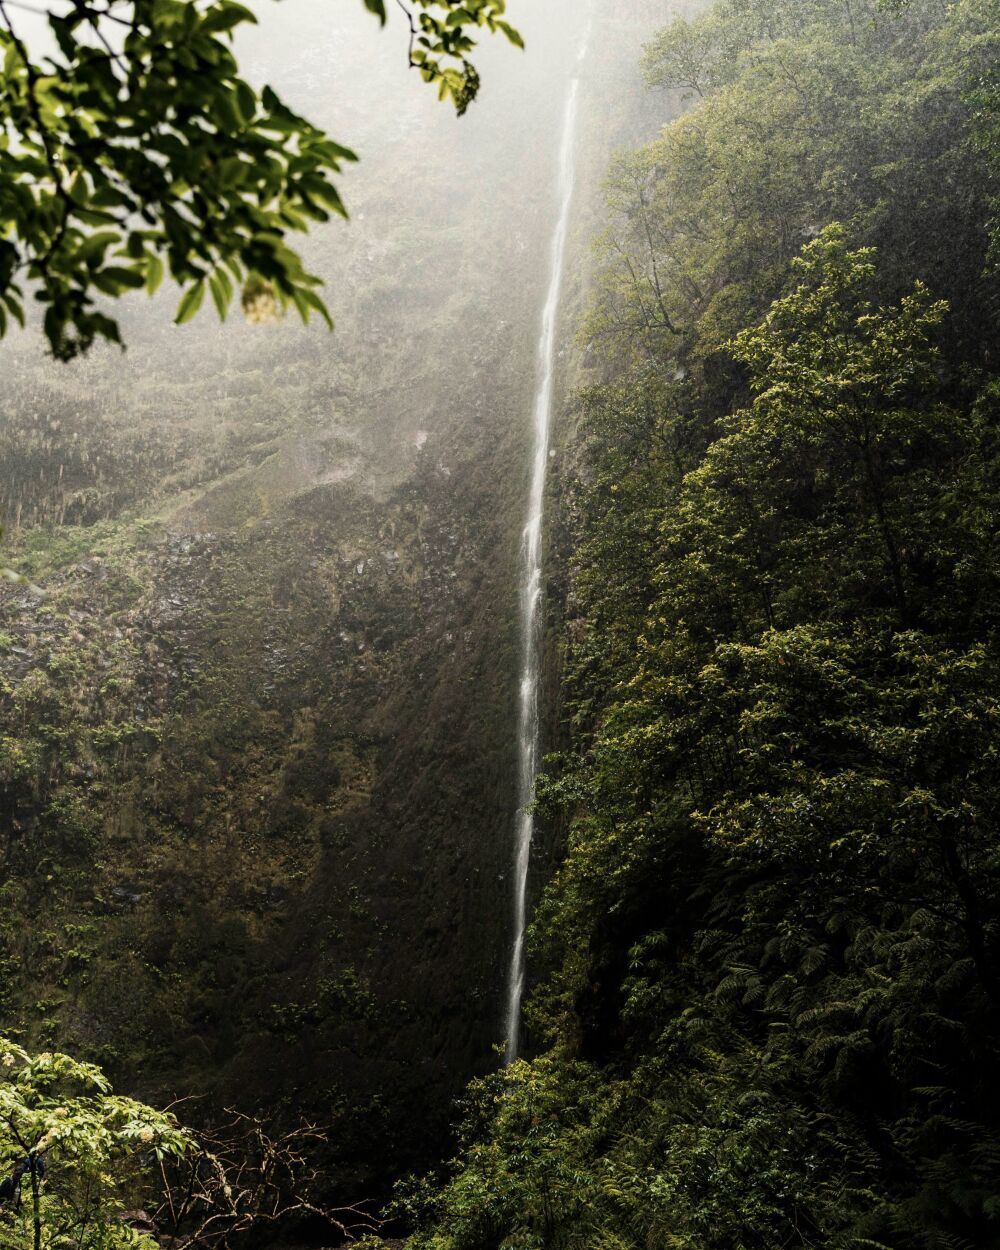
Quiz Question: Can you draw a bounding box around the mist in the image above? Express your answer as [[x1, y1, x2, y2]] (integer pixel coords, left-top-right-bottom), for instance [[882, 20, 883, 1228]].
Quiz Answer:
[[0, 0, 660, 1211], [4, 0, 996, 1245]]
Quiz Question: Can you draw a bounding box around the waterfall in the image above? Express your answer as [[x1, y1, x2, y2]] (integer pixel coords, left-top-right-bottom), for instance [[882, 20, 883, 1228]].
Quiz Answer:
[[504, 30, 589, 1064]]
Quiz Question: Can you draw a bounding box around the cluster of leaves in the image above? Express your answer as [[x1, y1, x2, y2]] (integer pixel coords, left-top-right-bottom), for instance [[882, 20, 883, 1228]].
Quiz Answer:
[[364, 0, 523, 116], [0, 0, 521, 359], [406, 2, 1000, 1248], [0, 1038, 369, 1250], [594, 0, 999, 370], [0, 1036, 191, 1250]]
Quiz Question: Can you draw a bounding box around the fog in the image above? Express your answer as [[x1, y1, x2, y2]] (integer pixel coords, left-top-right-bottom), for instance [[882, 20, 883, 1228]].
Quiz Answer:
[[0, 0, 663, 1200], [4, 0, 655, 502], [3, 1, 998, 1241]]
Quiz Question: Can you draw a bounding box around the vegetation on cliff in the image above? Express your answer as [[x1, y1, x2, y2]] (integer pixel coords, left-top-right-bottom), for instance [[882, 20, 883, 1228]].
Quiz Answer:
[[410, 1, 1000, 1246], [4, 0, 1000, 1243], [0, 0, 609, 1214]]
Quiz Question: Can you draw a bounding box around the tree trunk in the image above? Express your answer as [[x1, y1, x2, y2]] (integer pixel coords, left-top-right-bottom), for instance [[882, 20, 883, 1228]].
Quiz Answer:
[[30, 1158, 41, 1250]]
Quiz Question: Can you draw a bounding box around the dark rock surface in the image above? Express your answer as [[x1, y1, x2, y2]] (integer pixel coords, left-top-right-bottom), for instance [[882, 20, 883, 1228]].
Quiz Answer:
[[0, 0, 653, 1209]]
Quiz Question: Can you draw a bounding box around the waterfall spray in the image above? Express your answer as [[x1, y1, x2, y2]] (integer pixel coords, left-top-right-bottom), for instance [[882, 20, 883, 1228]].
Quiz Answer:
[[504, 26, 590, 1064]]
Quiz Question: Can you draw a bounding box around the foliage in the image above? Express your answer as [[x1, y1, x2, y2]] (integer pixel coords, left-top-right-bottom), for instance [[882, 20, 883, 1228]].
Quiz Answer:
[[367, 0, 523, 114], [966, 2, 1000, 261], [595, 0, 999, 371], [417, 234, 1000, 1250], [0, 1036, 191, 1250], [0, 0, 521, 358], [409, 1, 1000, 1245]]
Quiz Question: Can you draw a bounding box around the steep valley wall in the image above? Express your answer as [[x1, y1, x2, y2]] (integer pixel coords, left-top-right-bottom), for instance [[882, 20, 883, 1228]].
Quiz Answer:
[[0, 0, 667, 1198]]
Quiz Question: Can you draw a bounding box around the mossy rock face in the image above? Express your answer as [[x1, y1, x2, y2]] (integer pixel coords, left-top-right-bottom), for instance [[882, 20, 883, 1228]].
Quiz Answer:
[[0, 0, 649, 1206], [0, 231, 534, 1197], [0, 366, 532, 1182]]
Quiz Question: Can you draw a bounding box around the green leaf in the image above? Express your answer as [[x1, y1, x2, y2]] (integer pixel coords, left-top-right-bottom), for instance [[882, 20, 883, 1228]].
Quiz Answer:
[[92, 266, 145, 295], [79, 231, 121, 263], [175, 279, 206, 325], [294, 285, 333, 329], [361, 0, 387, 24], [201, 1, 257, 35], [235, 79, 256, 124], [496, 20, 523, 49], [4, 291, 24, 327], [144, 253, 165, 296], [209, 271, 231, 320]]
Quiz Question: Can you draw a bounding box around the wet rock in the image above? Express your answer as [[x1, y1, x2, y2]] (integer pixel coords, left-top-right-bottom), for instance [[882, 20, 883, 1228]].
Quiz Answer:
[[111, 884, 144, 908]]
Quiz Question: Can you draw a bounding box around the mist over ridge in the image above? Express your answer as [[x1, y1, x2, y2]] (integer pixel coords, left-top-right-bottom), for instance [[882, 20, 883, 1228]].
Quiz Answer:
[[0, 0, 664, 1210], [5, 0, 993, 1245]]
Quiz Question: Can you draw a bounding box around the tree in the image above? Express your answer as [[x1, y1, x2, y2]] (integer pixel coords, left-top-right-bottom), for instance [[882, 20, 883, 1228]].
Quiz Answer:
[[0, 1038, 377, 1250], [408, 215, 1000, 1247], [594, 0, 1000, 378], [0, 0, 522, 359], [153, 1108, 383, 1248], [0, 1036, 192, 1250]]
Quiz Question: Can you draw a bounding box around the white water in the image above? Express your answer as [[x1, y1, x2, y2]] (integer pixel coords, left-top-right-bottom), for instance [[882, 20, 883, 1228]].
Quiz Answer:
[[504, 31, 589, 1064]]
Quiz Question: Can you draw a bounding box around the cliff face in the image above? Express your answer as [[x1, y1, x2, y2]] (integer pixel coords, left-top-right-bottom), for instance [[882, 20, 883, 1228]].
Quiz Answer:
[[0, 0, 660, 1195]]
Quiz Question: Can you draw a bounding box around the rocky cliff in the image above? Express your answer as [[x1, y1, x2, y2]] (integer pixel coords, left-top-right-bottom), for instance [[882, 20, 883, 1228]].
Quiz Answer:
[[0, 0, 662, 1199]]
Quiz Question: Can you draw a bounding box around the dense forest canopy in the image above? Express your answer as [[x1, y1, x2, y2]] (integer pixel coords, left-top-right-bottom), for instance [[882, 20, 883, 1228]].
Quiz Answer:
[[406, 1, 1000, 1247]]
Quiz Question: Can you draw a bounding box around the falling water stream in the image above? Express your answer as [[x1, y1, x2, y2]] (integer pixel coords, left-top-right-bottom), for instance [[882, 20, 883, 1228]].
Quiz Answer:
[[504, 28, 590, 1063]]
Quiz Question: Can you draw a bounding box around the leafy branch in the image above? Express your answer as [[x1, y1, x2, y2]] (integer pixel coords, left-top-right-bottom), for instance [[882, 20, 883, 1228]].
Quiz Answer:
[[0, 0, 522, 358]]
